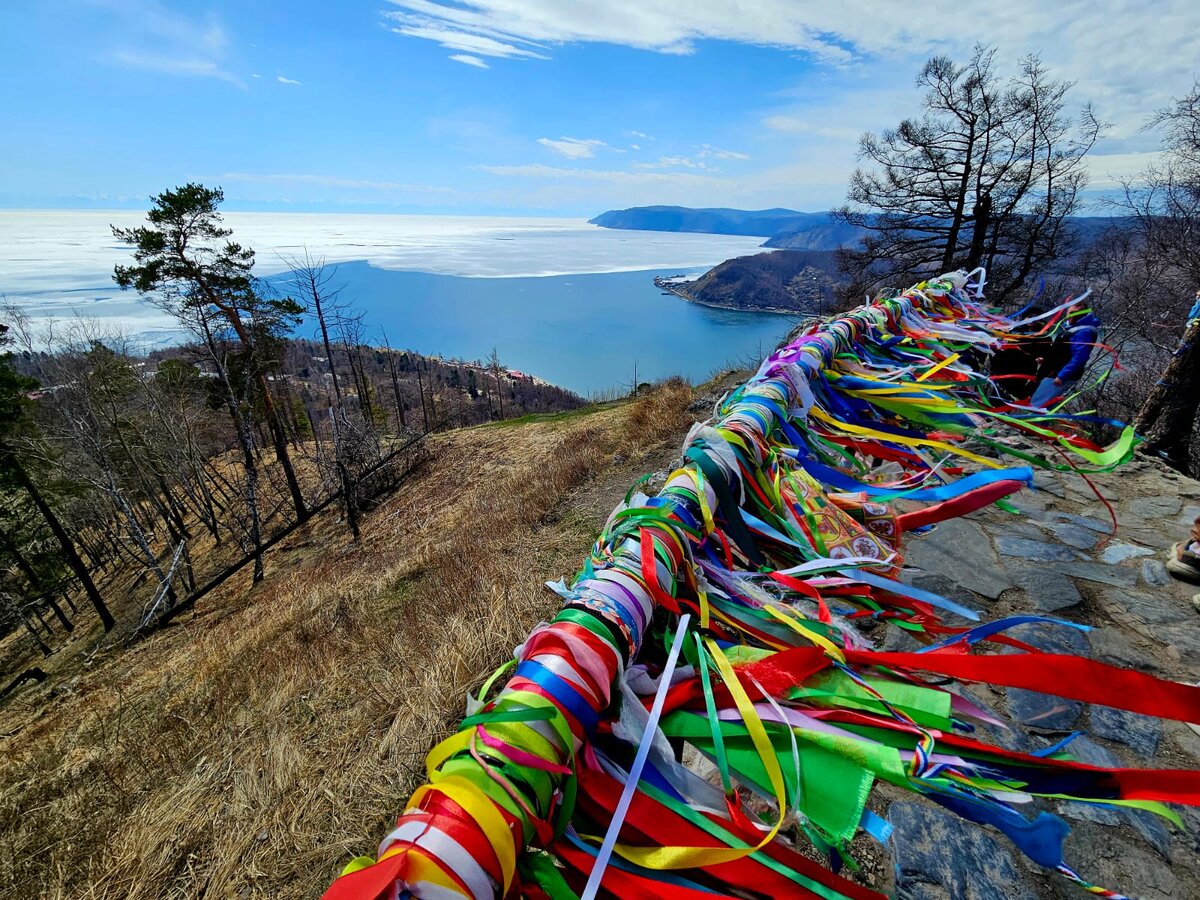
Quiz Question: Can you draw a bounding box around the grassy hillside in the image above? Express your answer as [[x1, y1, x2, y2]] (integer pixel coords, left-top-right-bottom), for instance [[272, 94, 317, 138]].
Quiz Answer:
[[0, 379, 705, 899]]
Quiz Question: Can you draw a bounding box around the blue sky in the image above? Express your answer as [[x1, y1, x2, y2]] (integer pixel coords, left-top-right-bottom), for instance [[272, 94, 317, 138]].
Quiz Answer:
[[2, 1, 1196, 216]]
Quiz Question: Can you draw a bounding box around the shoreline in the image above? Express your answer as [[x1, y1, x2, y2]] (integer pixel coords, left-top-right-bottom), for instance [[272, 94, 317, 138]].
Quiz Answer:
[[652, 275, 806, 317]]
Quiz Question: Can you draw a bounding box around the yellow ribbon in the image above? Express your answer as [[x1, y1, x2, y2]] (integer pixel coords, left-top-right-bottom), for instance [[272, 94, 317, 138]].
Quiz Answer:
[[765, 605, 846, 662], [410, 774, 518, 893], [810, 406, 1000, 468], [609, 640, 789, 869]]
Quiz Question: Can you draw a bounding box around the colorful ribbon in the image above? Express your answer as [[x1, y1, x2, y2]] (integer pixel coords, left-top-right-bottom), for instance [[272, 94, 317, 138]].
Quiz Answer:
[[324, 270, 1195, 900]]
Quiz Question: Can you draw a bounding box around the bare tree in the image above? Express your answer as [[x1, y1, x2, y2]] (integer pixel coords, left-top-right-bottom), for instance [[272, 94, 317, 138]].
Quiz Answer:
[[487, 347, 506, 420], [835, 46, 1102, 304], [30, 327, 176, 604], [288, 254, 360, 539], [379, 330, 408, 431], [1, 317, 114, 629]]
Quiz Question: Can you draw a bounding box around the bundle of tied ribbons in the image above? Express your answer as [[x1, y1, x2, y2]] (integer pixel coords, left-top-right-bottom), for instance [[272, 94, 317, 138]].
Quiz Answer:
[[325, 271, 1200, 900]]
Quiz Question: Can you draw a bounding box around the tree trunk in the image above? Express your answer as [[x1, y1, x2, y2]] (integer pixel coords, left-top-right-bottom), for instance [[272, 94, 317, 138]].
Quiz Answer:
[[415, 361, 431, 433], [388, 357, 406, 429], [6, 454, 114, 630], [4, 594, 52, 657], [107, 474, 173, 604], [44, 595, 74, 632], [941, 124, 977, 270], [965, 192, 992, 271], [329, 405, 360, 540], [0, 527, 42, 590], [312, 286, 360, 539], [192, 276, 307, 523], [205, 335, 265, 583], [1134, 314, 1200, 473]]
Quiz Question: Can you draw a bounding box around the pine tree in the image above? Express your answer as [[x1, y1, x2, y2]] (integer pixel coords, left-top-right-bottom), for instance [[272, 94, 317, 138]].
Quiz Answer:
[[113, 184, 309, 522]]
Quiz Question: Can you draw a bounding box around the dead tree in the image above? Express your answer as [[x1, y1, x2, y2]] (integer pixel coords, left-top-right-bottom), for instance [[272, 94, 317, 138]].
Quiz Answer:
[[288, 254, 361, 539], [1134, 303, 1200, 471]]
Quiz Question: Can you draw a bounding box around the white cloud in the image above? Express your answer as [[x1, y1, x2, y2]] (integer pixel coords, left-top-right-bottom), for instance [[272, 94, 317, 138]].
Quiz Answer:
[[1084, 151, 1168, 189], [389, 23, 548, 60], [382, 1, 1200, 139], [630, 143, 641, 151], [212, 172, 456, 194], [635, 155, 710, 170], [449, 53, 490, 68], [277, 75, 302, 85], [383, 0, 844, 60], [763, 115, 861, 141], [251, 73, 262, 79], [478, 163, 731, 188], [537, 137, 612, 159], [699, 145, 749, 161], [110, 51, 240, 84], [631, 147, 747, 171], [628, 130, 650, 139], [99, 1, 240, 85]]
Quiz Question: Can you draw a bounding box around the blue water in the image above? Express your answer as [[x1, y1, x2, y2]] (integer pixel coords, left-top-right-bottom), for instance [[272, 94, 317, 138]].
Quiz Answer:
[[292, 261, 798, 397], [2, 210, 791, 396]]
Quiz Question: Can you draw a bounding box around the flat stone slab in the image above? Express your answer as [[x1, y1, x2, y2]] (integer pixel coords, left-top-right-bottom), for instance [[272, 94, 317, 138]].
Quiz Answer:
[[1063, 473, 1118, 501], [1100, 587, 1193, 628], [1005, 560, 1083, 613], [1129, 495, 1184, 519], [901, 570, 980, 624], [1160, 623, 1200, 660], [995, 534, 1079, 563], [1049, 512, 1115, 534], [997, 519, 1051, 542], [1031, 471, 1067, 498], [1065, 734, 1118, 767], [1006, 493, 1051, 518], [1101, 542, 1154, 564], [1049, 560, 1139, 588], [1091, 705, 1162, 757], [889, 801, 1037, 900], [1141, 559, 1171, 586], [1046, 521, 1100, 550], [1008, 688, 1083, 730], [1059, 798, 1123, 827], [905, 518, 1013, 600], [1115, 527, 1172, 549], [1087, 626, 1169, 674], [1062, 822, 1178, 898]]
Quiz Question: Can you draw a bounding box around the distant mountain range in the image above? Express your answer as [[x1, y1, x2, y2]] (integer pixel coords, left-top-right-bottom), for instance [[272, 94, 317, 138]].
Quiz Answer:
[[595, 205, 1136, 315], [588, 206, 860, 250], [589, 205, 1129, 253]]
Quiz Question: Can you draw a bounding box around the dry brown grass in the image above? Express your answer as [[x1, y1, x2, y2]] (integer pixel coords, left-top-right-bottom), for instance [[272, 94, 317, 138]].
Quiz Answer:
[[0, 381, 694, 900]]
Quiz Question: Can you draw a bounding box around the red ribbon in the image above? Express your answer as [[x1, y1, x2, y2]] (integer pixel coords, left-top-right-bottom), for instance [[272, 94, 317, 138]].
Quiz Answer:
[[896, 479, 1026, 532]]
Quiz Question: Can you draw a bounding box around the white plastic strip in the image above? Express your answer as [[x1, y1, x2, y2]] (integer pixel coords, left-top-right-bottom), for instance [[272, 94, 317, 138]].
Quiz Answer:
[[579, 613, 692, 900]]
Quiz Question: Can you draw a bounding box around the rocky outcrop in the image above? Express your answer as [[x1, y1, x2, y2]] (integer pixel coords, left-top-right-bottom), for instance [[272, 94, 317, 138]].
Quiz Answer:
[[886, 452, 1200, 897]]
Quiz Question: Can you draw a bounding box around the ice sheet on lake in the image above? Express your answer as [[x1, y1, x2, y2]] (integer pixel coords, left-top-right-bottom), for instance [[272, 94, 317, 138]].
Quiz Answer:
[[0, 210, 768, 321]]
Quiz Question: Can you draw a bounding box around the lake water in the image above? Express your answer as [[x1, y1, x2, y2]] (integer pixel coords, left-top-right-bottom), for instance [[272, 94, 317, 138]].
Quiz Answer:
[[0, 210, 795, 395]]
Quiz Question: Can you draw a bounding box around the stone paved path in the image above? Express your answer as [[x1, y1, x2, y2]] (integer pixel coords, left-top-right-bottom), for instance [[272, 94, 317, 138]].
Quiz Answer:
[[886, 455, 1200, 899]]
